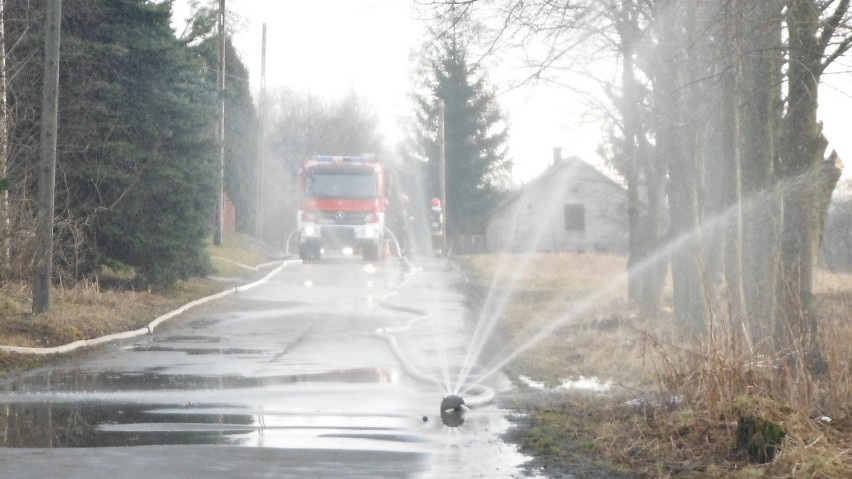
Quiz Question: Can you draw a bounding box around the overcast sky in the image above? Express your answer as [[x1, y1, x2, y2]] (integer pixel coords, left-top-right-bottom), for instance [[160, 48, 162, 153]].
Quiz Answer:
[[171, 0, 852, 184], [170, 0, 606, 184]]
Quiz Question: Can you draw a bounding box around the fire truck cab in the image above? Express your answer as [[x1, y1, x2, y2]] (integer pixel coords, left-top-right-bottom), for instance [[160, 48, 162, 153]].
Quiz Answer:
[[297, 155, 386, 261]]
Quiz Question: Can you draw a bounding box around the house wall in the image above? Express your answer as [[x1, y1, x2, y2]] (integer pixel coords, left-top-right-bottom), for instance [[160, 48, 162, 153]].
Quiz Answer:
[[486, 160, 628, 254], [821, 180, 852, 271], [223, 193, 237, 232]]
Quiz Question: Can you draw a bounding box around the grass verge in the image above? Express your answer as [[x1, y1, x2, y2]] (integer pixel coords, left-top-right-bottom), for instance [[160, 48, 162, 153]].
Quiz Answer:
[[0, 231, 276, 376], [460, 253, 851, 479]]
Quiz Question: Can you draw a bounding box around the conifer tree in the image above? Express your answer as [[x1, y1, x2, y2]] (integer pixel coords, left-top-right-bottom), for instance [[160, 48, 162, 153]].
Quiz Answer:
[[6, 0, 219, 287], [414, 34, 509, 236], [73, 0, 219, 287]]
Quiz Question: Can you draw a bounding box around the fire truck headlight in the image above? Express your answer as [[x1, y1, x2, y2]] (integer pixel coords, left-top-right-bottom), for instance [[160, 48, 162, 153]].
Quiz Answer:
[[304, 226, 316, 236], [364, 226, 376, 237]]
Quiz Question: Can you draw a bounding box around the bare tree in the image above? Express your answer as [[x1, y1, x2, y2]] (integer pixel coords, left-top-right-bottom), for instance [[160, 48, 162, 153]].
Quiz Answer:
[[418, 1, 850, 359], [264, 87, 385, 246], [722, 1, 785, 345], [607, 1, 666, 316], [778, 0, 848, 369]]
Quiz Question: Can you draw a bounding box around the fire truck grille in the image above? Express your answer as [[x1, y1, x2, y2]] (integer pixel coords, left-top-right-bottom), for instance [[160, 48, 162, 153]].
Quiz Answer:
[[317, 211, 367, 226]]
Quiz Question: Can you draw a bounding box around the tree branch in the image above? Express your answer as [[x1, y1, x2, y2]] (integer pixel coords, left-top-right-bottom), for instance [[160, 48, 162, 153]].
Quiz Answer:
[[818, 0, 852, 73], [818, 0, 850, 52]]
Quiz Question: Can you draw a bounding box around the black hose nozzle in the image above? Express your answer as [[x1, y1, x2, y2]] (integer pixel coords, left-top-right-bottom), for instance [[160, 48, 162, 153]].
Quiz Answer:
[[440, 394, 465, 412]]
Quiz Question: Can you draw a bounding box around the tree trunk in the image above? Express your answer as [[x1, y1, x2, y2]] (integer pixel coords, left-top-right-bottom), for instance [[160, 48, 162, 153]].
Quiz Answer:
[[655, 0, 707, 329], [779, 0, 844, 370], [618, 6, 643, 304], [640, 164, 667, 316], [624, 72, 640, 305], [735, 0, 783, 346], [616, 3, 667, 318], [720, 0, 746, 329]]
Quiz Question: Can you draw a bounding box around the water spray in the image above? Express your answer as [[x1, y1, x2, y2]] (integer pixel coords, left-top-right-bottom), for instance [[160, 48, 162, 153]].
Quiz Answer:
[[374, 258, 497, 419]]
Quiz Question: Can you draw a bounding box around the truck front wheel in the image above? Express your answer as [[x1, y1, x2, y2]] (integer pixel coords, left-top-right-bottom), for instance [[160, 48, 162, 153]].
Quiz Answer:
[[299, 241, 322, 261], [298, 243, 310, 261], [362, 241, 381, 261]]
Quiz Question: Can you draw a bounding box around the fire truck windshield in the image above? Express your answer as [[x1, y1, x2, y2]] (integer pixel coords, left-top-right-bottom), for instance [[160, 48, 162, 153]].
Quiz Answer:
[[306, 170, 378, 199]]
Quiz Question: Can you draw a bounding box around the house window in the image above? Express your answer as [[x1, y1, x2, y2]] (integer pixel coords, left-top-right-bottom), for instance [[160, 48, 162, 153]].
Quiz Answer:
[[564, 204, 585, 231]]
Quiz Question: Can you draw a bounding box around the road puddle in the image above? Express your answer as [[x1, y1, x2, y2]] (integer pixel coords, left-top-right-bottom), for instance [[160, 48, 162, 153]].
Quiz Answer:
[[1, 367, 399, 393], [0, 367, 412, 448]]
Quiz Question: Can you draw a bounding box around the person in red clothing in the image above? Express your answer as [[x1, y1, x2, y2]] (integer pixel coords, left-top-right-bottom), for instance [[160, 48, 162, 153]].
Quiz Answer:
[[430, 198, 443, 255]]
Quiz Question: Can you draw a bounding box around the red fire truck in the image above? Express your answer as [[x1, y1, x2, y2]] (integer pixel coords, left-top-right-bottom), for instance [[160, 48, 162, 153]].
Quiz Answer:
[[296, 155, 387, 261]]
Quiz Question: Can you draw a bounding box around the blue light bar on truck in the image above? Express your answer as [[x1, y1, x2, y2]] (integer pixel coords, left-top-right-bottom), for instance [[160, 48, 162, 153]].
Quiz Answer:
[[313, 155, 376, 163]]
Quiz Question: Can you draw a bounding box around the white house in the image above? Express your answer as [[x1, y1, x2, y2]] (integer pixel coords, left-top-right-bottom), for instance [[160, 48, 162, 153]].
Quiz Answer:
[[486, 154, 628, 254], [822, 177, 852, 271]]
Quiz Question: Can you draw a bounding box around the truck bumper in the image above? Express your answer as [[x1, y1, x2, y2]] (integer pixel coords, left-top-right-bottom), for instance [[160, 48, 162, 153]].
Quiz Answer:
[[299, 223, 383, 246]]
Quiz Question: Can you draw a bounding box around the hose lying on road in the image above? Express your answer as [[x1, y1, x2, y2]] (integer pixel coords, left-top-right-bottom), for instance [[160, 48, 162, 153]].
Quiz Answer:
[[0, 260, 296, 356], [374, 257, 495, 409]]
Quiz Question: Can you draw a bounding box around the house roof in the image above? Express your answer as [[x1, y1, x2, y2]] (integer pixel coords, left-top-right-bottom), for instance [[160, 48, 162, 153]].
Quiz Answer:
[[498, 156, 625, 210]]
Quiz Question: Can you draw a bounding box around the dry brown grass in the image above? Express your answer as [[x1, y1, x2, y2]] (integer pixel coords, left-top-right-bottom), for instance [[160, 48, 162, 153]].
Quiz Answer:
[[0, 279, 224, 348], [461, 253, 852, 478], [0, 231, 273, 375], [463, 253, 650, 388]]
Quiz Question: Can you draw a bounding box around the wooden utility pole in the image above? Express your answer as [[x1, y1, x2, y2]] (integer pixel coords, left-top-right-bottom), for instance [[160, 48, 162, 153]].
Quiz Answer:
[[213, 0, 225, 246], [254, 23, 266, 240], [33, 0, 61, 313], [438, 99, 447, 255], [0, 0, 11, 273]]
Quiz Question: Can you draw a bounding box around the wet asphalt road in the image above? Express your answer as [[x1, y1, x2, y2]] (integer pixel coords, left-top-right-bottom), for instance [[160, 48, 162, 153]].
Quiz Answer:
[[0, 255, 531, 478]]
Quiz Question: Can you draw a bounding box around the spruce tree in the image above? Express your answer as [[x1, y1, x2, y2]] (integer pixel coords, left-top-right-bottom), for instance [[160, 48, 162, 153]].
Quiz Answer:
[[414, 36, 509, 236], [7, 0, 219, 287], [75, 0, 219, 287]]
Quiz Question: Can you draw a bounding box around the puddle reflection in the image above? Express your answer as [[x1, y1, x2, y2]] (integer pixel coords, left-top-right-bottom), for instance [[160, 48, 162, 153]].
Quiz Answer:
[[0, 366, 410, 449], [2, 367, 399, 394], [0, 399, 494, 449], [0, 402, 255, 447]]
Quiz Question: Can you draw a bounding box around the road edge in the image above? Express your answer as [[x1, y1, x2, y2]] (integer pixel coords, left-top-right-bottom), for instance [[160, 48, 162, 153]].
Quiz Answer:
[[0, 260, 297, 356]]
